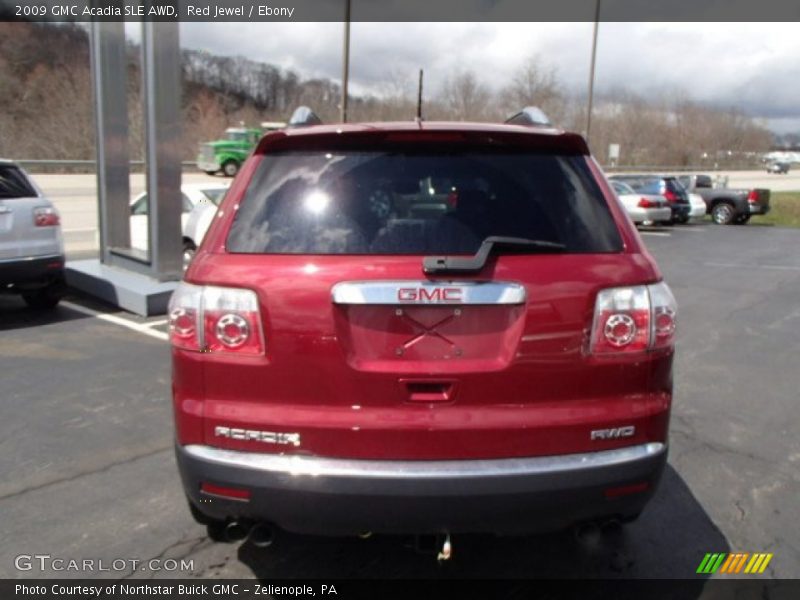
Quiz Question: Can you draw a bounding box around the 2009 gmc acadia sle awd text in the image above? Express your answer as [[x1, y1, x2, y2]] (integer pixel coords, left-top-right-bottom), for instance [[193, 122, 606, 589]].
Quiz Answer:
[[169, 108, 677, 544]]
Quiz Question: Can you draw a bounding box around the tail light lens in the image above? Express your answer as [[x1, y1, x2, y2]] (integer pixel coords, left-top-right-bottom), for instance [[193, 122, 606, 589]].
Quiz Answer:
[[637, 197, 656, 208], [663, 190, 677, 203], [33, 207, 60, 227], [747, 190, 759, 204], [168, 282, 264, 356], [590, 282, 677, 355]]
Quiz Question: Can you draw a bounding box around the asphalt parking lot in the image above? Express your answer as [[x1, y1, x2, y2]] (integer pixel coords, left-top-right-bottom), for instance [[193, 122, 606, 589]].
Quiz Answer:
[[1, 222, 798, 582]]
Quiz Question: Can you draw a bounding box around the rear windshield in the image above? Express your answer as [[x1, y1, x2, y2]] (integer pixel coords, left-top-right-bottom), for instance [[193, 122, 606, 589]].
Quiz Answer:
[[0, 165, 37, 199], [227, 150, 622, 255], [628, 178, 662, 194]]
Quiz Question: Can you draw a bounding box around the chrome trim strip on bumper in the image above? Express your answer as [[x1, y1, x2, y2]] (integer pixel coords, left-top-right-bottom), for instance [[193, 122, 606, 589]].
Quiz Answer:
[[183, 442, 665, 479], [331, 280, 526, 305], [0, 254, 63, 264]]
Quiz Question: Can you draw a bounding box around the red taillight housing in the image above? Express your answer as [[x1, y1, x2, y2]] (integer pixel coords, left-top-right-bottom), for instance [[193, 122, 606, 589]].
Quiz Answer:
[[589, 282, 677, 356], [33, 206, 60, 227], [663, 190, 677, 203], [168, 283, 265, 356], [637, 197, 657, 208], [747, 190, 759, 204]]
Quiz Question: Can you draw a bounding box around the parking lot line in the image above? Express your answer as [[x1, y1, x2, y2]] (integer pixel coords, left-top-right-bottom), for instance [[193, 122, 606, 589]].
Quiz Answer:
[[143, 319, 169, 328], [60, 300, 168, 341], [640, 231, 672, 237]]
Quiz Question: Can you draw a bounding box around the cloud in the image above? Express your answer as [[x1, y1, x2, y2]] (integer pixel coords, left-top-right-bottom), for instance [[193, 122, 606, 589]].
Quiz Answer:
[[156, 21, 800, 127]]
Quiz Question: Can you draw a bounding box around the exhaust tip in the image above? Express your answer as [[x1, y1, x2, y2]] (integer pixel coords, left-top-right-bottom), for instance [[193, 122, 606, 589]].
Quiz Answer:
[[223, 521, 249, 542], [249, 523, 275, 548]]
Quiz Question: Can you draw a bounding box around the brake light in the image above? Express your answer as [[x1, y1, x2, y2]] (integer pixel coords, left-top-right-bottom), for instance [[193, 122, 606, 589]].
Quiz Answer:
[[589, 282, 677, 355], [747, 190, 759, 204], [637, 197, 657, 208], [168, 283, 264, 355], [33, 207, 60, 227], [663, 190, 677, 203]]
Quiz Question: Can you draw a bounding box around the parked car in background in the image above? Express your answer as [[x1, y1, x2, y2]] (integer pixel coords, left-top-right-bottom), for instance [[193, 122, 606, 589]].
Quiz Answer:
[[687, 192, 708, 222], [0, 159, 65, 308], [608, 175, 691, 224], [182, 186, 229, 261], [677, 174, 770, 225], [130, 183, 230, 261], [609, 180, 671, 226], [766, 161, 790, 174], [171, 108, 677, 544]]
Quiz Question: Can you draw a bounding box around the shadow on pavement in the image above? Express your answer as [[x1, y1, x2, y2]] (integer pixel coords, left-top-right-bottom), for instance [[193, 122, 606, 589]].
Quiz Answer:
[[234, 464, 728, 587], [0, 293, 92, 332]]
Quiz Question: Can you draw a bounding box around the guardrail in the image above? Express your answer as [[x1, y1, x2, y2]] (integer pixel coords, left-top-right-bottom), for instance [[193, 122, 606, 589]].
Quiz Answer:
[[16, 159, 200, 173]]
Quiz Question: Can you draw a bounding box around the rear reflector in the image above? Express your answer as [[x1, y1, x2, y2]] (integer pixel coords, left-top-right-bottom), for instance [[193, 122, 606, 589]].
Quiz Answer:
[[589, 282, 677, 355], [604, 482, 650, 499], [200, 482, 251, 501], [168, 283, 265, 355]]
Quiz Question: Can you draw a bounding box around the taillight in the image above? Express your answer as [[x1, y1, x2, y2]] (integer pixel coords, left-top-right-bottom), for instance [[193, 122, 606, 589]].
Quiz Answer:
[[168, 282, 264, 356], [590, 282, 677, 355], [33, 206, 60, 227], [747, 190, 759, 204], [637, 197, 656, 208], [663, 190, 677, 203]]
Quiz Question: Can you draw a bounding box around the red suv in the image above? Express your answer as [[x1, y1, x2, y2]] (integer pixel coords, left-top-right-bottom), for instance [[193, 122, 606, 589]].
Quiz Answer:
[[170, 109, 676, 543]]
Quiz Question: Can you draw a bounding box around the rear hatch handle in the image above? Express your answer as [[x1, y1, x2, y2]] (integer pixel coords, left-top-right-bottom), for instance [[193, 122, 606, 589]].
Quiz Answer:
[[423, 236, 565, 275]]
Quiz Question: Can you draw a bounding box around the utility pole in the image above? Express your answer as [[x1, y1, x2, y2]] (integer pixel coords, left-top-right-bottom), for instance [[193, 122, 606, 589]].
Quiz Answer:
[[416, 69, 424, 120], [341, 0, 351, 123], [585, 0, 601, 146]]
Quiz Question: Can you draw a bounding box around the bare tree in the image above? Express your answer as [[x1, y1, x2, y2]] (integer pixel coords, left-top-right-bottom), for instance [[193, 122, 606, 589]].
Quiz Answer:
[[501, 55, 566, 124], [438, 69, 492, 121]]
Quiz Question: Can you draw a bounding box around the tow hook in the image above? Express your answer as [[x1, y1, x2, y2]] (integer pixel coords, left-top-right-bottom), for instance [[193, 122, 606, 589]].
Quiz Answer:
[[437, 533, 452, 562]]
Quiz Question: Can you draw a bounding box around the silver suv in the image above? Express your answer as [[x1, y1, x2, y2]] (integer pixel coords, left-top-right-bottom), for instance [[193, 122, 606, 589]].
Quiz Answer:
[[0, 160, 65, 308]]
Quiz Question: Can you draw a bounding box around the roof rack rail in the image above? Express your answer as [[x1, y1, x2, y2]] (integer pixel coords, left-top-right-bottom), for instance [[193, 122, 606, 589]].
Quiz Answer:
[[505, 106, 552, 128], [288, 106, 323, 128]]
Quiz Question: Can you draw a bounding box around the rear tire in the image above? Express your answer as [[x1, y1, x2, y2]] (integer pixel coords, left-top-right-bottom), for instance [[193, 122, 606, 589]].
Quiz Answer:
[[22, 280, 64, 310], [182, 240, 197, 266], [222, 160, 239, 177], [675, 214, 689, 225], [711, 202, 735, 225]]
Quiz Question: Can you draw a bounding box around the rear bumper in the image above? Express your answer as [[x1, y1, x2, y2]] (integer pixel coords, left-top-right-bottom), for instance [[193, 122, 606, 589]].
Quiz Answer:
[[749, 203, 770, 215], [178, 442, 667, 535], [0, 254, 65, 288], [628, 207, 672, 223]]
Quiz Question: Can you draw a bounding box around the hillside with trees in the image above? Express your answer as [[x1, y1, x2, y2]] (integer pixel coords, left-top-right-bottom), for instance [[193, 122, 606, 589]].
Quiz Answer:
[[0, 22, 774, 167]]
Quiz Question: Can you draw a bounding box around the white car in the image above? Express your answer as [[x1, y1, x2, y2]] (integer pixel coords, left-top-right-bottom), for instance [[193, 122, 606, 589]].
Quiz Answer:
[[129, 183, 230, 261], [1, 159, 65, 308], [609, 180, 672, 225], [688, 192, 707, 221], [182, 189, 228, 260]]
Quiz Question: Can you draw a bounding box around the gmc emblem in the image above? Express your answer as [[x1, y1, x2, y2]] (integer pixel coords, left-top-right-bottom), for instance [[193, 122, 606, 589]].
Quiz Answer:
[[397, 287, 464, 303]]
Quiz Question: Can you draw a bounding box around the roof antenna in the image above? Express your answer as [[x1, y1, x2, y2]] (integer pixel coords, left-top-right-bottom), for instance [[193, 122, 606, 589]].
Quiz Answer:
[[416, 69, 424, 122]]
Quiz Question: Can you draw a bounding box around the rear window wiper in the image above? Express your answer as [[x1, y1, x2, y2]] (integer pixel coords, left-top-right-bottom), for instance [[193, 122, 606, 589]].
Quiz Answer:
[[423, 236, 565, 274]]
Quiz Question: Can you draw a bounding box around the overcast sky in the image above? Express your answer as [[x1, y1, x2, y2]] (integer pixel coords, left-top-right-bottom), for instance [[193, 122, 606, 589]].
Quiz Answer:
[[145, 22, 800, 132]]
